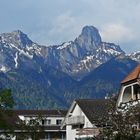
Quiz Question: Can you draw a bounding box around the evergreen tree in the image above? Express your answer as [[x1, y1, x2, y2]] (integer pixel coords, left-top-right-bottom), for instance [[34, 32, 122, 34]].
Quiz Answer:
[[0, 89, 15, 139]]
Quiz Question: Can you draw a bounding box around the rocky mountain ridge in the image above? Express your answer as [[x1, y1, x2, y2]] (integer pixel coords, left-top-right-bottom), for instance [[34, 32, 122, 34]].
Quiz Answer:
[[0, 26, 127, 80], [0, 25, 139, 109]]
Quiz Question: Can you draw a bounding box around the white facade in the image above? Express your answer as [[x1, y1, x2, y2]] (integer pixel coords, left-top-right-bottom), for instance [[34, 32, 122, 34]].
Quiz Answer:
[[117, 81, 140, 107], [62, 101, 99, 140], [8, 110, 67, 140], [117, 64, 140, 108], [19, 115, 64, 126]]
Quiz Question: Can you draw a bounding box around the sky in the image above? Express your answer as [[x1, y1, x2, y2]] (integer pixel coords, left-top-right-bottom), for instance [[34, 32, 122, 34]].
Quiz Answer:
[[0, 0, 140, 53]]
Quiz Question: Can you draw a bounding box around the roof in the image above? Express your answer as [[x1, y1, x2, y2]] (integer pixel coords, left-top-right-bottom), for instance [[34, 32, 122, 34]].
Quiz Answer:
[[76, 128, 100, 136], [75, 99, 112, 124], [13, 109, 67, 117], [121, 64, 140, 84]]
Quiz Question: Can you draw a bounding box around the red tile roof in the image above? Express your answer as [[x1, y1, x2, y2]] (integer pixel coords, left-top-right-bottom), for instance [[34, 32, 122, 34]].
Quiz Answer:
[[121, 64, 140, 84]]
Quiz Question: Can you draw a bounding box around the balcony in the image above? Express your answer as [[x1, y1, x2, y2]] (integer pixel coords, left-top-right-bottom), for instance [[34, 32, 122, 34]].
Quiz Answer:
[[66, 116, 85, 125]]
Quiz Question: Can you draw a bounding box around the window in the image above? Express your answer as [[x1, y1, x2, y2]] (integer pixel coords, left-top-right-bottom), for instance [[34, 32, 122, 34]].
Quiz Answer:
[[46, 119, 51, 125], [123, 86, 131, 102], [56, 119, 62, 125], [41, 119, 51, 126], [134, 84, 140, 100], [72, 124, 83, 129], [42, 119, 45, 125], [29, 119, 35, 125]]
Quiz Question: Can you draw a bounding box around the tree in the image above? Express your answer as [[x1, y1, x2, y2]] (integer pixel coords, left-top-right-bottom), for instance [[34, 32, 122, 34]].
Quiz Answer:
[[96, 100, 140, 140], [0, 89, 15, 139], [0, 89, 46, 140], [0, 89, 15, 109], [15, 113, 46, 140]]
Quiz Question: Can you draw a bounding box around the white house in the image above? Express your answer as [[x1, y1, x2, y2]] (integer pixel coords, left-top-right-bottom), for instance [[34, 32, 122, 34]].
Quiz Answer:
[[1, 110, 67, 140], [117, 64, 140, 107], [61, 99, 110, 140], [60, 64, 140, 140]]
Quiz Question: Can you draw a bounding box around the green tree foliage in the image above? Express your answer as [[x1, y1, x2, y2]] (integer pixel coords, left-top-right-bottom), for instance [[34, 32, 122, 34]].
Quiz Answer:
[[0, 89, 49, 139], [0, 89, 14, 109], [0, 89, 15, 128], [0, 89, 15, 139]]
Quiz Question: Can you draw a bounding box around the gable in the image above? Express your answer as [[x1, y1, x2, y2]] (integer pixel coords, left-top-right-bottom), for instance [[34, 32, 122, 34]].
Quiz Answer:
[[76, 99, 111, 124]]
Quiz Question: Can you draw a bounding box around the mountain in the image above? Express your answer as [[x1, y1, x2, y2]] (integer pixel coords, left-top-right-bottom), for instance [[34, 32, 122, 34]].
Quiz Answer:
[[54, 55, 139, 105], [129, 51, 140, 62], [74, 55, 139, 99], [0, 26, 124, 80], [0, 66, 77, 109], [0, 26, 139, 109], [44, 26, 124, 79], [0, 30, 45, 73], [0, 30, 77, 109]]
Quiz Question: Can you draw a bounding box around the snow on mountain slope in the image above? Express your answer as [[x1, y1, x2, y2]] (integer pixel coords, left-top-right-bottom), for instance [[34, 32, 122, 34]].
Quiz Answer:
[[0, 25, 139, 109], [129, 51, 140, 62], [0, 26, 127, 79], [44, 26, 125, 79], [0, 30, 45, 72]]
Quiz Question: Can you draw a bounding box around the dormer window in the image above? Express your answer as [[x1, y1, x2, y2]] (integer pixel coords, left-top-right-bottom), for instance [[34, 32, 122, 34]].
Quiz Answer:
[[134, 84, 140, 100], [117, 64, 140, 107]]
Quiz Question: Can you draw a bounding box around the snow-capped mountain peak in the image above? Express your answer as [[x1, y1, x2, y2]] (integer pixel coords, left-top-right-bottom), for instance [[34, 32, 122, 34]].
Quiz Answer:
[[0, 30, 44, 71], [56, 41, 72, 50], [0, 30, 33, 49], [129, 51, 140, 62], [43, 26, 125, 79], [0, 26, 127, 79]]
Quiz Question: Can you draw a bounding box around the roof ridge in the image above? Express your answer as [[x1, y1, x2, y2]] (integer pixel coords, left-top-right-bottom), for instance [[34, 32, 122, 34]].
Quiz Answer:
[[75, 99, 109, 102], [75, 98, 105, 101]]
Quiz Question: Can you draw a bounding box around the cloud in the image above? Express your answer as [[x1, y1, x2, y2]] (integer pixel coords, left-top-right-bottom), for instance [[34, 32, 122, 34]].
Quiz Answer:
[[100, 23, 135, 44], [46, 12, 82, 44], [0, 0, 140, 52], [49, 12, 75, 35]]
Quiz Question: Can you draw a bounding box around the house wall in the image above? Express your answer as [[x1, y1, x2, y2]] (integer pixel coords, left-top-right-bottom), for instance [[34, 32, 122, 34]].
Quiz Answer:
[[19, 115, 64, 126], [17, 115, 66, 140], [122, 86, 132, 103], [66, 104, 95, 140], [66, 104, 81, 140], [117, 82, 140, 107], [15, 132, 66, 140]]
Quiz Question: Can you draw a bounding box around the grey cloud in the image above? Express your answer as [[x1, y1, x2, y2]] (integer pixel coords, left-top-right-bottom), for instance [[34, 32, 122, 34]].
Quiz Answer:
[[0, 0, 140, 53]]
